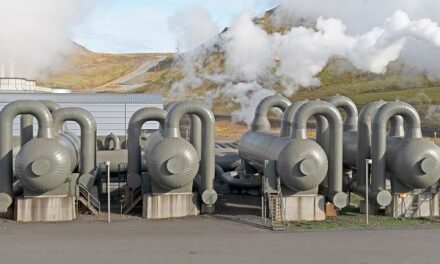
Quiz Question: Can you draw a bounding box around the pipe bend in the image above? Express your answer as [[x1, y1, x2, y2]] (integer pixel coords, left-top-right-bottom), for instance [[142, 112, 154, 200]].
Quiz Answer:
[[39, 100, 61, 113], [356, 101, 386, 189], [104, 133, 121, 150], [291, 100, 343, 140], [250, 94, 291, 132], [165, 101, 201, 156], [52, 107, 97, 176], [0, 100, 54, 212], [291, 100, 346, 208], [371, 101, 422, 199], [127, 107, 167, 188], [280, 100, 308, 137], [164, 101, 217, 206], [326, 95, 358, 132], [164, 101, 215, 138], [372, 101, 421, 140]]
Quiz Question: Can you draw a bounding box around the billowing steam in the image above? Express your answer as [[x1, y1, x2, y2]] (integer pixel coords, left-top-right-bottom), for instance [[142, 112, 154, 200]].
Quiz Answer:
[[0, 0, 96, 78], [169, 2, 440, 125]]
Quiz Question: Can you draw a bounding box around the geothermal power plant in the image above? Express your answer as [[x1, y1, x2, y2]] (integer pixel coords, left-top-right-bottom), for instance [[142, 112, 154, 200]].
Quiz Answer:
[[0, 89, 439, 230]]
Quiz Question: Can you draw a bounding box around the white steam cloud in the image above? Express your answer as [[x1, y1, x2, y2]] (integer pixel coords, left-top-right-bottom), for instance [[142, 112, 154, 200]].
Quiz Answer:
[[170, 3, 440, 125], [168, 8, 219, 52], [0, 0, 96, 79]]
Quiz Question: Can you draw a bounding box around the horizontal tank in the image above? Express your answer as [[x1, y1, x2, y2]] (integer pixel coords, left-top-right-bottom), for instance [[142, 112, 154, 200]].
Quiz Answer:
[[239, 131, 328, 192]]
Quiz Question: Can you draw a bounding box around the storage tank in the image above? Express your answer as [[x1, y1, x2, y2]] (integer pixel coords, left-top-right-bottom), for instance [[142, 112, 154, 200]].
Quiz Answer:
[[371, 101, 440, 194], [225, 95, 291, 189], [0, 100, 54, 212], [146, 101, 217, 209]]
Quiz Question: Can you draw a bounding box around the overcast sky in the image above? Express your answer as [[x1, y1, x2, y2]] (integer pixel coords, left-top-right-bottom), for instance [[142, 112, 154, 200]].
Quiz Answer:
[[73, 0, 275, 53]]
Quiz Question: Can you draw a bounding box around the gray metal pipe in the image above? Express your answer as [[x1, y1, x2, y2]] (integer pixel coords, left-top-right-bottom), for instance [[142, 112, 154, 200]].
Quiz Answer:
[[389, 115, 404, 137], [317, 95, 358, 188], [164, 101, 217, 206], [104, 133, 121, 150], [165, 101, 201, 157], [251, 94, 291, 132], [0, 100, 54, 213], [327, 95, 358, 131], [317, 95, 358, 153], [20, 115, 33, 146], [291, 100, 347, 209], [53, 107, 97, 176], [371, 101, 422, 204], [127, 107, 166, 189], [279, 100, 308, 137], [356, 101, 386, 189], [20, 100, 61, 146]]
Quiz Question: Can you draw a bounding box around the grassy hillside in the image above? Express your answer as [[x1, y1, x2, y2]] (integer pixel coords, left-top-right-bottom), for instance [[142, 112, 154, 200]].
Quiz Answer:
[[40, 44, 170, 90]]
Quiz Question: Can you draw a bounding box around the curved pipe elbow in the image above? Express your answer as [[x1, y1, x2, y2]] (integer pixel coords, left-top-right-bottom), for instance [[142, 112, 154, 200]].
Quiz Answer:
[[291, 100, 343, 140], [52, 108, 97, 176], [165, 101, 202, 156], [251, 94, 291, 132], [104, 133, 121, 150], [356, 101, 386, 189], [291, 100, 346, 207], [0, 100, 54, 212], [280, 100, 308, 137], [164, 101, 217, 206], [371, 101, 422, 194], [326, 95, 358, 132], [127, 107, 167, 188]]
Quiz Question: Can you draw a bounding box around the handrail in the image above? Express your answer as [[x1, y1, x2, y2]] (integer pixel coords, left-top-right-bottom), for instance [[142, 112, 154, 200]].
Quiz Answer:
[[121, 186, 142, 213], [79, 183, 101, 213]]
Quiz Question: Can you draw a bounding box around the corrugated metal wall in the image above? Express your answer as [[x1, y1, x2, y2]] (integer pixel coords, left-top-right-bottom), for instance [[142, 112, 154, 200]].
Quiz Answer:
[[0, 93, 163, 136]]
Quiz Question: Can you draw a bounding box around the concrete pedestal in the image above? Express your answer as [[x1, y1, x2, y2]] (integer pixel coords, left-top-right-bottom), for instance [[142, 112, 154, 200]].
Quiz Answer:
[[143, 193, 200, 219], [282, 194, 326, 221], [385, 193, 439, 218], [15, 195, 76, 222]]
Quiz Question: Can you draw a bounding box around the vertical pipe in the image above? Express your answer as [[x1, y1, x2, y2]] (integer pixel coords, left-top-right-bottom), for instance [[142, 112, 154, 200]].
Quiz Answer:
[[371, 101, 421, 206], [291, 100, 347, 208], [190, 115, 202, 158], [356, 101, 386, 189], [0, 100, 54, 213], [127, 108, 166, 188], [317, 95, 358, 157], [52, 108, 97, 176], [388, 115, 404, 137], [251, 94, 291, 132], [164, 101, 217, 206], [20, 115, 33, 146], [279, 100, 308, 137]]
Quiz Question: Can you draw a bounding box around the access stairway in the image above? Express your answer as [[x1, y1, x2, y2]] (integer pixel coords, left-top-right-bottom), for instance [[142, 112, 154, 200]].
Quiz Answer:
[[267, 191, 285, 230], [77, 183, 101, 215], [121, 187, 142, 215], [262, 162, 286, 231]]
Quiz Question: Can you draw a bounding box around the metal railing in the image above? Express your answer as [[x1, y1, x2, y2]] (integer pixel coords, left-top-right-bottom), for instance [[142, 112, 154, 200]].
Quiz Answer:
[[78, 183, 101, 214]]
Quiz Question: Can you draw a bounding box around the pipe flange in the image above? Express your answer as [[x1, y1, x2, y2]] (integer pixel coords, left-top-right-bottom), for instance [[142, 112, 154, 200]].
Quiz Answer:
[[201, 189, 218, 206]]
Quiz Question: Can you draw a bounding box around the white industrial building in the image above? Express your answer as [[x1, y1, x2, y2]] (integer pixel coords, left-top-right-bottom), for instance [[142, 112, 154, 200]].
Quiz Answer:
[[0, 77, 65, 93], [0, 93, 163, 136]]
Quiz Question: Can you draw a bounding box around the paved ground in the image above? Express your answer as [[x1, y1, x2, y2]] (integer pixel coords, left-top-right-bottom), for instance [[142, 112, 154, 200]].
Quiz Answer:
[[1, 216, 439, 264]]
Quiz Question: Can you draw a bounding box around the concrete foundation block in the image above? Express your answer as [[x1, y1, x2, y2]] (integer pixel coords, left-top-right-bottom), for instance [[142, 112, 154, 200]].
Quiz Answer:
[[15, 195, 76, 222], [386, 193, 439, 218], [282, 194, 326, 221], [143, 192, 200, 219]]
